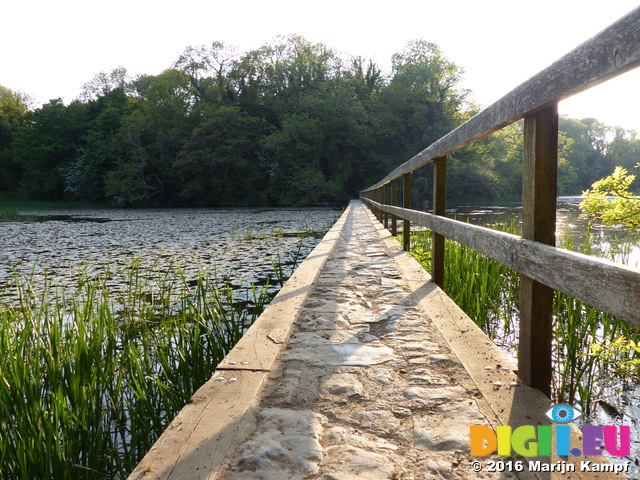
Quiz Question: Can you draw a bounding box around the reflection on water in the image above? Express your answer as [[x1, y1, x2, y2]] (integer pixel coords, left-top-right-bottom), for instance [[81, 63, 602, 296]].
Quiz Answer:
[[446, 196, 640, 268]]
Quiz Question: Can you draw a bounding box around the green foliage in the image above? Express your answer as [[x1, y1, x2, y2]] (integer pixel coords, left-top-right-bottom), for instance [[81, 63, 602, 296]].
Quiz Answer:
[[4, 37, 640, 206], [0, 259, 270, 478], [551, 290, 632, 413], [62, 88, 134, 201], [0, 206, 20, 221], [13, 99, 89, 199], [408, 223, 519, 339], [0, 37, 470, 206], [0, 87, 30, 189], [580, 164, 640, 232], [174, 106, 266, 205], [588, 336, 640, 382]]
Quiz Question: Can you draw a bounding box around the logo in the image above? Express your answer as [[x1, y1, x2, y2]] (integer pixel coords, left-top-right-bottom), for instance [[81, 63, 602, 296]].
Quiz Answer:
[[545, 404, 583, 424], [470, 404, 630, 457]]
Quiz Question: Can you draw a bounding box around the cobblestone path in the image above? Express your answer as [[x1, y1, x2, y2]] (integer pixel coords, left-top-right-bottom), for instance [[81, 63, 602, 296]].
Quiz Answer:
[[219, 202, 509, 480]]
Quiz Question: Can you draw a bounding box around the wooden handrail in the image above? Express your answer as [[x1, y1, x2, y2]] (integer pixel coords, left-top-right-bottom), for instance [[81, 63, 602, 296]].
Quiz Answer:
[[363, 199, 640, 326], [361, 6, 640, 396]]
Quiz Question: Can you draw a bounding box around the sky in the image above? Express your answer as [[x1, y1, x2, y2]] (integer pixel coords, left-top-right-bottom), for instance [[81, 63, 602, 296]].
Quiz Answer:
[[2, 1, 640, 132]]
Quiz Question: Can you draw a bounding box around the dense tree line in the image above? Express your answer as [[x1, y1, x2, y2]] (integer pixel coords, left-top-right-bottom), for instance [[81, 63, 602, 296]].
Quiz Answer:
[[1, 36, 638, 207]]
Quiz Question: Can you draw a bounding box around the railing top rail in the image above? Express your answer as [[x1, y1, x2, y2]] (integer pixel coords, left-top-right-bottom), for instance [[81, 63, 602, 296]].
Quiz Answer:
[[363, 6, 640, 192], [364, 198, 640, 326]]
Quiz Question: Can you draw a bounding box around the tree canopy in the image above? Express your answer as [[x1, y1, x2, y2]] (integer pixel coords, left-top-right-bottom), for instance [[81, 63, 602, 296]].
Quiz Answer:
[[1, 36, 638, 207]]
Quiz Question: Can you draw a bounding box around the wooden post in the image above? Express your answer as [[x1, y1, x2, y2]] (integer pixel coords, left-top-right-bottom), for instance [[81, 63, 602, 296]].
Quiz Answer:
[[519, 104, 558, 398], [391, 179, 398, 236], [403, 173, 411, 251], [370, 189, 375, 218], [432, 156, 447, 288], [383, 183, 389, 229]]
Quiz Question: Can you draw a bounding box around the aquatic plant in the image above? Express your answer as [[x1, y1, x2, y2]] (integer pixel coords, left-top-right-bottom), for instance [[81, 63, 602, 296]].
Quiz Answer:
[[270, 235, 307, 287], [409, 222, 520, 341], [405, 223, 640, 414], [0, 207, 21, 222], [0, 259, 270, 479]]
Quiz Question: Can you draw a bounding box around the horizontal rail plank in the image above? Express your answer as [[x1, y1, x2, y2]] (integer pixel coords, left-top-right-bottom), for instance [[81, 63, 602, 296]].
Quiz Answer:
[[363, 6, 640, 191], [363, 199, 640, 326]]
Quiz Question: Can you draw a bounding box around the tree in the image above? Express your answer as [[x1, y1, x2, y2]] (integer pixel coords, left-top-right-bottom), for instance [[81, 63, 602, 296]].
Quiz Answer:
[[61, 87, 134, 201], [348, 57, 383, 100], [79, 67, 130, 102], [173, 42, 237, 106], [375, 39, 468, 168], [580, 164, 640, 232], [105, 69, 194, 206], [173, 106, 266, 205], [228, 35, 341, 123], [103, 110, 157, 206], [605, 127, 640, 172], [13, 99, 88, 199], [11, 36, 639, 208], [559, 117, 613, 190], [0, 86, 30, 191]]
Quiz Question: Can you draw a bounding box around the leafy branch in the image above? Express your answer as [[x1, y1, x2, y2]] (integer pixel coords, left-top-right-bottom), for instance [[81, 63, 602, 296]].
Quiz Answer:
[[580, 163, 640, 232]]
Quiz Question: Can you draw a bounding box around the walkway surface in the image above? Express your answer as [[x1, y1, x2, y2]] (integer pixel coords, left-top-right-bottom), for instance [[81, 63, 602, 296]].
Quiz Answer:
[[219, 202, 498, 479], [129, 201, 620, 480]]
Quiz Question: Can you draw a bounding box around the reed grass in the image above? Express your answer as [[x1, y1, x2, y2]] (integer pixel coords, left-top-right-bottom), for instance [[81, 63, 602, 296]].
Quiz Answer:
[[0, 206, 22, 222], [270, 236, 306, 287], [406, 223, 639, 414], [0, 259, 270, 479]]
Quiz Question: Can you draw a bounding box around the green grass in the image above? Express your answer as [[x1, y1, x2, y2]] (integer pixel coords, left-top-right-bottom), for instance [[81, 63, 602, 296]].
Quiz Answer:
[[0, 207, 23, 222], [0, 200, 108, 222], [0, 259, 270, 479], [405, 224, 640, 414]]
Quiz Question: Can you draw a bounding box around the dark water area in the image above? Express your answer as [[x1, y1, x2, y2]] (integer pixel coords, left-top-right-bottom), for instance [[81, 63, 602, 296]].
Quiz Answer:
[[2, 202, 639, 476]]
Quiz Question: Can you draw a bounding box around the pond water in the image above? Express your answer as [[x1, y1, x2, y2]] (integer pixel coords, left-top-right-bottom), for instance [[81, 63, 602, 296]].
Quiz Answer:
[[2, 201, 639, 475], [447, 196, 640, 268], [0, 207, 341, 304], [4, 198, 635, 298]]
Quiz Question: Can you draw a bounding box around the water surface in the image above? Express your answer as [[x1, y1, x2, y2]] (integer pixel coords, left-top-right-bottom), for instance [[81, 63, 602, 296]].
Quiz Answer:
[[0, 207, 341, 302], [446, 196, 639, 267]]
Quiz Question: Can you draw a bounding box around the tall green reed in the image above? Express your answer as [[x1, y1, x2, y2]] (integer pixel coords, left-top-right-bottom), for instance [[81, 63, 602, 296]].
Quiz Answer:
[[0, 259, 270, 479], [409, 223, 520, 343], [270, 235, 306, 287], [406, 223, 639, 415], [0, 206, 21, 221]]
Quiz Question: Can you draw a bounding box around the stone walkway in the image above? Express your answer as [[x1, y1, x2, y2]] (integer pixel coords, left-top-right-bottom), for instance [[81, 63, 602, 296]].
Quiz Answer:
[[217, 202, 507, 479]]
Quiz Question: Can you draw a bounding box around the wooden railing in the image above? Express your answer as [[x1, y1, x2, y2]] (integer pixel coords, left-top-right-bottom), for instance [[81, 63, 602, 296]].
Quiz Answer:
[[360, 7, 640, 397]]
